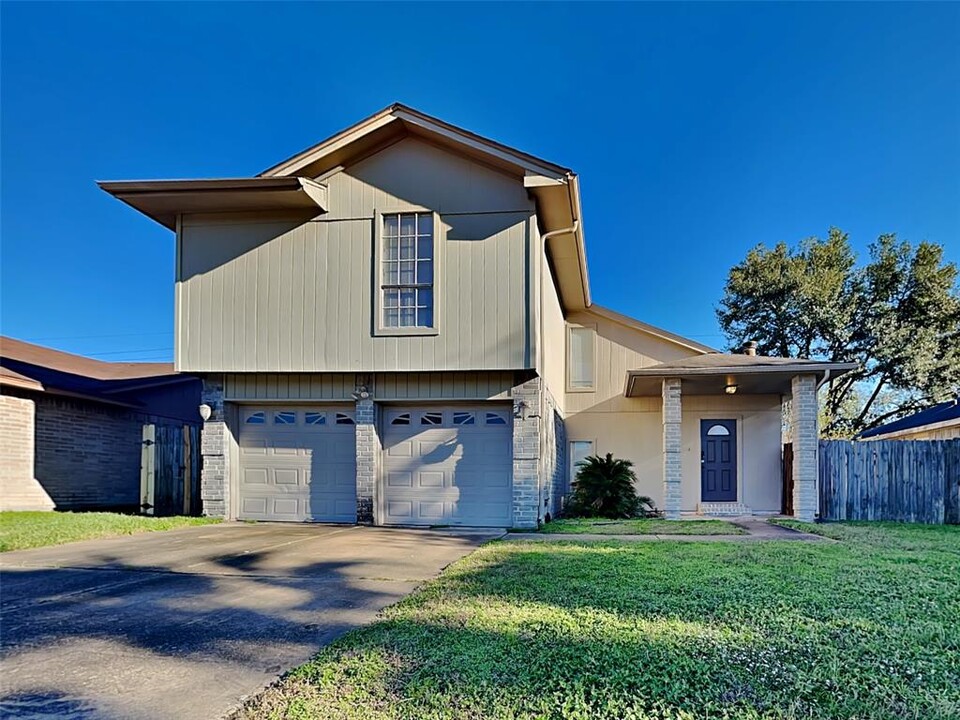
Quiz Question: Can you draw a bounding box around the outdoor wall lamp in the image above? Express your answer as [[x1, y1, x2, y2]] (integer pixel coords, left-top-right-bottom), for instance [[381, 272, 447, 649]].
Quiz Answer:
[[725, 384, 738, 395], [514, 399, 528, 420], [198, 403, 212, 421]]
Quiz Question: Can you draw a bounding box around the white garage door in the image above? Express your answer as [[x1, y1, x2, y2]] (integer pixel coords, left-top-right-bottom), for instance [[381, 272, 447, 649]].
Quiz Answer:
[[238, 405, 357, 522], [382, 405, 513, 527]]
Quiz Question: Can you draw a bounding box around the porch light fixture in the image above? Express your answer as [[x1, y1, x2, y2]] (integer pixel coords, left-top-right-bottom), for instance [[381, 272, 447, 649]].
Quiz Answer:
[[198, 403, 212, 421], [725, 384, 738, 395], [514, 399, 528, 420]]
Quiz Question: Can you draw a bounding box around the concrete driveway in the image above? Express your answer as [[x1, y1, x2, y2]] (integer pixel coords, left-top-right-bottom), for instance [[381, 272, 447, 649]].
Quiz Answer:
[[0, 523, 501, 719]]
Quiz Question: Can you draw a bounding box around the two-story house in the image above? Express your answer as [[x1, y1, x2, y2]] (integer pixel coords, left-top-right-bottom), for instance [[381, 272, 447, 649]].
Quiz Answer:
[[101, 104, 854, 527]]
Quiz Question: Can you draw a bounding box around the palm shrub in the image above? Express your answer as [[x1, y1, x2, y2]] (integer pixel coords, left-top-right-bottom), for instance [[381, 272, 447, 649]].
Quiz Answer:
[[566, 453, 652, 519]]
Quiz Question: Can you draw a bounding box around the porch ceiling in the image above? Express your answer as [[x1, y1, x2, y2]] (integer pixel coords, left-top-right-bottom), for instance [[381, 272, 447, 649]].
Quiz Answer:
[[624, 355, 858, 397]]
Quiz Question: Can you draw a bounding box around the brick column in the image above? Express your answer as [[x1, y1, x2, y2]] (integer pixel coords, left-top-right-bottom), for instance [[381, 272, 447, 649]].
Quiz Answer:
[[200, 375, 229, 518], [791, 374, 819, 522], [512, 377, 542, 529], [662, 378, 682, 519], [0, 394, 54, 511], [354, 376, 379, 524]]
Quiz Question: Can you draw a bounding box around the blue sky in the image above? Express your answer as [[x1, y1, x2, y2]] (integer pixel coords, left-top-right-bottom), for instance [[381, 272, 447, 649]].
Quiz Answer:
[[2, 2, 958, 361]]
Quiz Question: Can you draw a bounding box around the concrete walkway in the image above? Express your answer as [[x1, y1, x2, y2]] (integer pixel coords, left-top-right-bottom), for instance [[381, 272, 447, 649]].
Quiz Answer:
[[0, 523, 501, 720], [508, 517, 828, 543]]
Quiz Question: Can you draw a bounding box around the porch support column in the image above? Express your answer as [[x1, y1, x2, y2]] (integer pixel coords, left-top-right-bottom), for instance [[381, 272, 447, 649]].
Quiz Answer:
[[354, 375, 378, 525], [790, 374, 819, 522], [662, 378, 683, 519]]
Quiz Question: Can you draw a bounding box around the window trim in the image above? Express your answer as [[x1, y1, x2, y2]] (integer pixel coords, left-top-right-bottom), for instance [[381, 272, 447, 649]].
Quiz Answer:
[[566, 323, 597, 393], [373, 208, 441, 337], [568, 439, 596, 489]]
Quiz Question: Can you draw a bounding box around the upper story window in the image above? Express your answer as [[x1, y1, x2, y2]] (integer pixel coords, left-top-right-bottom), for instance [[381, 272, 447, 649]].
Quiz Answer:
[[567, 326, 596, 391], [382, 212, 434, 329]]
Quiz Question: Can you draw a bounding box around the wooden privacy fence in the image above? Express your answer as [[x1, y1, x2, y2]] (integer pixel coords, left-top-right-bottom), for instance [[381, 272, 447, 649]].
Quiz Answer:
[[819, 439, 960, 524], [140, 423, 202, 516]]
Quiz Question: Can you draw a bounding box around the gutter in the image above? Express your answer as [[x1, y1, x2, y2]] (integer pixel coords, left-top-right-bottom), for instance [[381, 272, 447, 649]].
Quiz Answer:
[[537, 219, 580, 522]]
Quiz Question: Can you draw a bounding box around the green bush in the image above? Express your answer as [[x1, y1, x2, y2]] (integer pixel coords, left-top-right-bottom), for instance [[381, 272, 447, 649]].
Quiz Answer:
[[566, 453, 656, 519]]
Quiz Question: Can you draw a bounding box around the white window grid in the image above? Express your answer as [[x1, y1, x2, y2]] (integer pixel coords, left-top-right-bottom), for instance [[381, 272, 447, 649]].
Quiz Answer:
[[382, 212, 433, 328]]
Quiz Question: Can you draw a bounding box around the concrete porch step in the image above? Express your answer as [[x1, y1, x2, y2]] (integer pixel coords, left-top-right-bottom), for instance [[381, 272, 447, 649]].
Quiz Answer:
[[697, 502, 752, 517]]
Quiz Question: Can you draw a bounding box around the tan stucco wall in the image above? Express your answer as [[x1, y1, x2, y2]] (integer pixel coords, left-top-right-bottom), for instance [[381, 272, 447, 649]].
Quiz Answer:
[[564, 399, 664, 506], [564, 394, 783, 514], [680, 395, 783, 513]]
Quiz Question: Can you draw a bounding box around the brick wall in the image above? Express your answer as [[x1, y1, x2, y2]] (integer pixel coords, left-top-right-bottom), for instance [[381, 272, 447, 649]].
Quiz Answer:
[[791, 374, 819, 522], [355, 392, 379, 524], [199, 375, 229, 518], [511, 377, 542, 529], [32, 395, 143, 509], [0, 394, 55, 510], [662, 378, 683, 519], [542, 387, 566, 521]]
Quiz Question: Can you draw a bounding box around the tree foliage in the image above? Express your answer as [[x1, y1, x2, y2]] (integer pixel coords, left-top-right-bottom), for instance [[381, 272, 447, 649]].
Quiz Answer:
[[566, 453, 654, 519], [718, 229, 960, 437]]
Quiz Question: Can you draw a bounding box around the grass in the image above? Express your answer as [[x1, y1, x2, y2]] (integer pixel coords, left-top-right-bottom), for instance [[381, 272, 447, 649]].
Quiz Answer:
[[537, 517, 745, 535], [0, 511, 220, 552], [236, 522, 960, 720]]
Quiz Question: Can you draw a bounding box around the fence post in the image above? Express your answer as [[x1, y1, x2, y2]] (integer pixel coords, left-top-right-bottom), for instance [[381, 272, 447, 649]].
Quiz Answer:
[[140, 424, 156, 516]]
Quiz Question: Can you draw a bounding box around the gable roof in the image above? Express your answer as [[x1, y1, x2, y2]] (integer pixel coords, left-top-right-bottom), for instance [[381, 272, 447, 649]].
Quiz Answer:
[[99, 102, 592, 311], [585, 305, 719, 354], [1, 336, 177, 381], [860, 398, 960, 439]]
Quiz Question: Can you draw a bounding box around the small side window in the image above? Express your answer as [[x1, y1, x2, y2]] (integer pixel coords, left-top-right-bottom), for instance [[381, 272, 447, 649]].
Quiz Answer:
[[305, 412, 326, 426], [245, 411, 266, 425], [567, 326, 596, 391], [485, 412, 507, 426], [274, 411, 297, 425], [421, 411, 443, 426], [453, 411, 475, 426], [335, 413, 355, 425], [390, 413, 411, 425]]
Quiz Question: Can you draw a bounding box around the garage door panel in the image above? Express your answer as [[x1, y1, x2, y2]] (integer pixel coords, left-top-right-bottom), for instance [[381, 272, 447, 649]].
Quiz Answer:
[[238, 405, 357, 523], [387, 471, 413, 488], [383, 405, 512, 527]]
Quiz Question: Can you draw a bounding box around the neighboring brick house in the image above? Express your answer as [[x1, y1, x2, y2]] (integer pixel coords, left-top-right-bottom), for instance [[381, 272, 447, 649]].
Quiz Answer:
[[99, 104, 855, 527], [0, 337, 201, 512]]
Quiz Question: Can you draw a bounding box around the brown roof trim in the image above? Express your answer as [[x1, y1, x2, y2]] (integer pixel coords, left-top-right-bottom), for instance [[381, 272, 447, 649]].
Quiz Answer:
[[259, 102, 571, 179], [585, 305, 719, 354], [0, 366, 44, 391], [627, 361, 859, 377]]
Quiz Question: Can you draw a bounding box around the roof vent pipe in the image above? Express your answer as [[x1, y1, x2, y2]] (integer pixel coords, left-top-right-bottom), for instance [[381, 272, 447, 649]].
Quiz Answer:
[[744, 341, 758, 356]]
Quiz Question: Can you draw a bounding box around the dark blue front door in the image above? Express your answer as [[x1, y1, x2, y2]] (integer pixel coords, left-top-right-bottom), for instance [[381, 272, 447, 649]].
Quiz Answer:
[[701, 420, 737, 502]]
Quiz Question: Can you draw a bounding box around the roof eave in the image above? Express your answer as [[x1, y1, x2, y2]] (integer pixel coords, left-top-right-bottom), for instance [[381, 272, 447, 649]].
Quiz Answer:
[[97, 177, 328, 230]]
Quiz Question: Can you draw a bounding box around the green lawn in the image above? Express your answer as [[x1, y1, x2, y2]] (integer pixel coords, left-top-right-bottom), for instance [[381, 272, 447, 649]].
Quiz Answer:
[[537, 517, 745, 535], [0, 511, 220, 552], [236, 522, 960, 720]]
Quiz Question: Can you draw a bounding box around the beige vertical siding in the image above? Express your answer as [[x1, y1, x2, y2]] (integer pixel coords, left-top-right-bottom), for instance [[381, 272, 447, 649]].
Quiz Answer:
[[224, 373, 356, 401], [539, 222, 567, 413], [564, 309, 703, 414], [223, 372, 518, 402], [177, 138, 535, 373], [373, 371, 516, 401]]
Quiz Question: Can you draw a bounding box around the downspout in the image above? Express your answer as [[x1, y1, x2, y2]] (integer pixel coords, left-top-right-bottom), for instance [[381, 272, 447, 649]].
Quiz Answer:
[[536, 220, 579, 523]]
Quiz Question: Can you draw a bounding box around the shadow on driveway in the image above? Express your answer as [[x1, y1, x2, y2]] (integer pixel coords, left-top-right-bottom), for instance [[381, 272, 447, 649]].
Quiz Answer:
[[0, 523, 499, 720]]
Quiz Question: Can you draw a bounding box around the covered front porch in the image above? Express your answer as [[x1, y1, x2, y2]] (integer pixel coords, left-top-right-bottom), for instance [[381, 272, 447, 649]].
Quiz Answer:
[[624, 353, 856, 521]]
